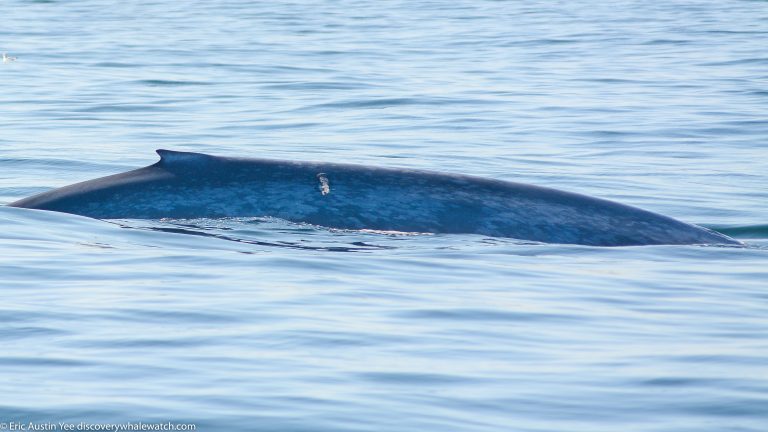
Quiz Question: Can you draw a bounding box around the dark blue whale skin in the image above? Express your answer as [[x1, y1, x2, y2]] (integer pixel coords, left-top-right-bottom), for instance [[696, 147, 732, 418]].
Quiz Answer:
[[8, 149, 739, 246]]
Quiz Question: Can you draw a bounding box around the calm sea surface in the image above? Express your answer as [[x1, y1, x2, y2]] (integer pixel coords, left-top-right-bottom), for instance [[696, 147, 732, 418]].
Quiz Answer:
[[1, 1, 767, 431]]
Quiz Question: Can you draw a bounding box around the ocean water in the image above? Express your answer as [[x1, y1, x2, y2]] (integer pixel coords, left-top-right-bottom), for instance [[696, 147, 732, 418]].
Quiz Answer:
[[1, 0, 767, 431]]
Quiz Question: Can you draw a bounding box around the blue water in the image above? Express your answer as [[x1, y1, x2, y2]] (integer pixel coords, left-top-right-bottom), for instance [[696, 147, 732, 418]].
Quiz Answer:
[[1, 1, 767, 431]]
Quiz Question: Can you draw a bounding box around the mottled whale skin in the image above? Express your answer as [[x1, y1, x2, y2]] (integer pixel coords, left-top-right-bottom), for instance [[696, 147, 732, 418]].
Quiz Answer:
[[9, 149, 739, 246]]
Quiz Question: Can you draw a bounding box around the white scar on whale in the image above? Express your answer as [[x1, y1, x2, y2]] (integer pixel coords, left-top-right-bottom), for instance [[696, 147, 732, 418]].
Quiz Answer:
[[8, 149, 740, 247]]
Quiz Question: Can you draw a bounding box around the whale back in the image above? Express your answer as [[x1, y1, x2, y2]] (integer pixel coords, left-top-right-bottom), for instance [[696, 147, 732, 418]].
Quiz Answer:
[[8, 150, 740, 246]]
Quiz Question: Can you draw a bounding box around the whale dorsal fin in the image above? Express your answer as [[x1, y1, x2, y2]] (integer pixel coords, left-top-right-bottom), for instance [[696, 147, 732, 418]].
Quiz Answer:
[[156, 149, 211, 165]]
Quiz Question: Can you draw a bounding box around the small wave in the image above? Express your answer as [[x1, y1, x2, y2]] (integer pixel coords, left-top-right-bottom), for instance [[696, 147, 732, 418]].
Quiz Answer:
[[76, 104, 171, 113], [707, 224, 768, 239], [701, 58, 768, 67], [261, 81, 375, 90], [92, 61, 135, 68], [294, 96, 500, 112], [135, 79, 212, 87], [641, 39, 692, 46], [115, 218, 398, 253]]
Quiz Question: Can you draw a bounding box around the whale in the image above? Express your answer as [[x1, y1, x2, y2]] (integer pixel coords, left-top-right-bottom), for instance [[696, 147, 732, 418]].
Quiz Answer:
[[8, 149, 739, 247]]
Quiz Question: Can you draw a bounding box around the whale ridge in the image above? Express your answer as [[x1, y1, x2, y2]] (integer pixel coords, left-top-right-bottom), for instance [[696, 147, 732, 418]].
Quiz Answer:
[[156, 149, 211, 165]]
